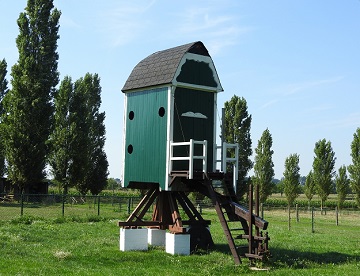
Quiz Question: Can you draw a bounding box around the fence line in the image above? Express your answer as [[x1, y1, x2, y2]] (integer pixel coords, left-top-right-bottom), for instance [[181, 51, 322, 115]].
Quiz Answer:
[[1, 194, 359, 231], [0, 193, 143, 220]]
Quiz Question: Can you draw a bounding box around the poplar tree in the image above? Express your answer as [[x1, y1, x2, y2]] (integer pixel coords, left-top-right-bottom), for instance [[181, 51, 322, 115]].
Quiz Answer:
[[312, 139, 336, 211], [304, 171, 316, 206], [348, 128, 360, 207], [335, 165, 349, 210], [283, 153, 300, 207], [3, 0, 60, 191], [48, 76, 74, 194], [49, 74, 108, 195], [0, 59, 9, 177], [253, 128, 275, 203], [71, 73, 108, 195], [68, 76, 90, 194], [223, 95, 253, 199]]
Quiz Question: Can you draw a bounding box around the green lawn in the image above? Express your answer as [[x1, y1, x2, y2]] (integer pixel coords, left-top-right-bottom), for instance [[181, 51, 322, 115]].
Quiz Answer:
[[0, 208, 359, 275]]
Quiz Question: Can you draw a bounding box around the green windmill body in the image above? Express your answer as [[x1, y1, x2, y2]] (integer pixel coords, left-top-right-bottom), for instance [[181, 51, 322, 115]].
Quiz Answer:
[[122, 41, 222, 191], [119, 42, 270, 265]]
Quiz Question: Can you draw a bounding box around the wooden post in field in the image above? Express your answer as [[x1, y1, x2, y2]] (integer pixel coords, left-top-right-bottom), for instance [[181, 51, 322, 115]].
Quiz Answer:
[[62, 194, 65, 217], [97, 196, 101, 216], [311, 207, 315, 233], [335, 206, 339, 226], [20, 194, 24, 216], [296, 204, 299, 222], [288, 205, 291, 231], [127, 198, 131, 215], [248, 183, 253, 263]]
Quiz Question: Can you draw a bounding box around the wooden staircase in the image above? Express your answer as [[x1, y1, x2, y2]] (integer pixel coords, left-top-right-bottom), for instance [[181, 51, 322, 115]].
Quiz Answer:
[[189, 173, 270, 264]]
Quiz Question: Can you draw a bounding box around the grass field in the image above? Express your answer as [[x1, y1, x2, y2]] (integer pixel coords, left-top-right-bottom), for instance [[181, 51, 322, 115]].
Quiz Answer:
[[0, 207, 359, 275], [0, 195, 143, 221]]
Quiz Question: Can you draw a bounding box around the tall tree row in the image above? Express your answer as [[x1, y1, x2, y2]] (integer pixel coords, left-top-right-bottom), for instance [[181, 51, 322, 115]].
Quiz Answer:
[[1, 0, 108, 195], [48, 74, 108, 195], [2, 0, 61, 192], [70, 74, 108, 195], [223, 95, 253, 198]]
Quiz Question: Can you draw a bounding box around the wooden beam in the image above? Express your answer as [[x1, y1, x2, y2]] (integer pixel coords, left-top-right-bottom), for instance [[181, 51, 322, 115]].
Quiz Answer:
[[126, 187, 157, 222]]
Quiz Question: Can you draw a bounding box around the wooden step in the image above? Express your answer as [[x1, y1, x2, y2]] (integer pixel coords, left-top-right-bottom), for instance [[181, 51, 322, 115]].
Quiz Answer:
[[245, 253, 264, 260], [229, 228, 245, 231], [238, 234, 270, 241]]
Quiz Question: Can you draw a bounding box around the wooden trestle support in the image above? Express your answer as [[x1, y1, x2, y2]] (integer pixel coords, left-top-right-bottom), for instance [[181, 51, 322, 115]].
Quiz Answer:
[[118, 172, 270, 265]]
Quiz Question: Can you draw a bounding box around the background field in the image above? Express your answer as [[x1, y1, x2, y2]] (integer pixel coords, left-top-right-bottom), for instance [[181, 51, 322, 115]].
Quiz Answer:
[[0, 205, 359, 275]]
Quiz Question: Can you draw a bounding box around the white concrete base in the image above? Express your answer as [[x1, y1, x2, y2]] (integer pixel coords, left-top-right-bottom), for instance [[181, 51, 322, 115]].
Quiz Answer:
[[165, 233, 190, 255], [148, 229, 166, 246], [119, 228, 148, 251]]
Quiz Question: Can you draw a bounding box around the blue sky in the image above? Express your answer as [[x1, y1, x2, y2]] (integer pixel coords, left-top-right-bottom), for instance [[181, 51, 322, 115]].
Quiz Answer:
[[1, 0, 359, 180]]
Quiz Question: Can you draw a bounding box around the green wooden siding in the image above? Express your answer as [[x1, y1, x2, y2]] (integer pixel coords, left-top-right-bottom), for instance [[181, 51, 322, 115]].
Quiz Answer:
[[173, 87, 215, 172], [124, 87, 168, 189]]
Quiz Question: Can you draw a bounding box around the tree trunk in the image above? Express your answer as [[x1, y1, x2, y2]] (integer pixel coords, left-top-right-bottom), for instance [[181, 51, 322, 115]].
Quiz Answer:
[[288, 205, 291, 231], [321, 199, 323, 215]]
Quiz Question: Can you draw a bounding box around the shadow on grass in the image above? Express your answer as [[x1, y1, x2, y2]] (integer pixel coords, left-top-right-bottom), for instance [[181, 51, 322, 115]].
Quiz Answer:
[[268, 247, 358, 268], [212, 243, 358, 269]]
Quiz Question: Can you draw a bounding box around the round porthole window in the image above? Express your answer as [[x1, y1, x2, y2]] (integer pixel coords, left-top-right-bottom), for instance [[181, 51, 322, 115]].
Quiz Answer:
[[158, 107, 165, 117], [129, 111, 134, 120], [127, 144, 133, 154]]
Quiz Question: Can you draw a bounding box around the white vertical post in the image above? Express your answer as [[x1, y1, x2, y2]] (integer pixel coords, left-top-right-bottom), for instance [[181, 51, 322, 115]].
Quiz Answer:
[[165, 86, 175, 191], [203, 140, 207, 174], [234, 144, 239, 193], [169, 141, 174, 176], [222, 142, 227, 173], [189, 139, 194, 179], [233, 164, 237, 194], [221, 108, 225, 171]]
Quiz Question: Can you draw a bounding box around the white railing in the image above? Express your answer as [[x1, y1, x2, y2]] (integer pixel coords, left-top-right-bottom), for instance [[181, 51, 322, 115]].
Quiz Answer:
[[214, 142, 239, 193], [170, 139, 207, 179]]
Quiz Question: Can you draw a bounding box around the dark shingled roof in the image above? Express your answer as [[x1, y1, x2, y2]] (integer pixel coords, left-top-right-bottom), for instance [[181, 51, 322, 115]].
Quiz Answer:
[[122, 41, 210, 92]]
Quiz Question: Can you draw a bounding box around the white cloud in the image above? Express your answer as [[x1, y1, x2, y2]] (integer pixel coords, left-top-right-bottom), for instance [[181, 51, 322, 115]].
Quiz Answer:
[[306, 103, 334, 113], [174, 5, 252, 55], [326, 112, 360, 129], [282, 76, 344, 96], [299, 111, 360, 131], [97, 0, 156, 47], [60, 15, 81, 29], [259, 99, 279, 110]]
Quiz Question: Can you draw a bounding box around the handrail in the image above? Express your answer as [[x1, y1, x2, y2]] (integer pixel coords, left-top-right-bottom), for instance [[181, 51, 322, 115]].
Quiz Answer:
[[170, 139, 207, 179], [214, 142, 239, 193]]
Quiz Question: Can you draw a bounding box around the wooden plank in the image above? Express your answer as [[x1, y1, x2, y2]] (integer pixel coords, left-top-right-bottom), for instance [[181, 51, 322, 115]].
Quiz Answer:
[[231, 201, 269, 230], [238, 235, 269, 241], [245, 253, 264, 260], [126, 187, 157, 222]]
